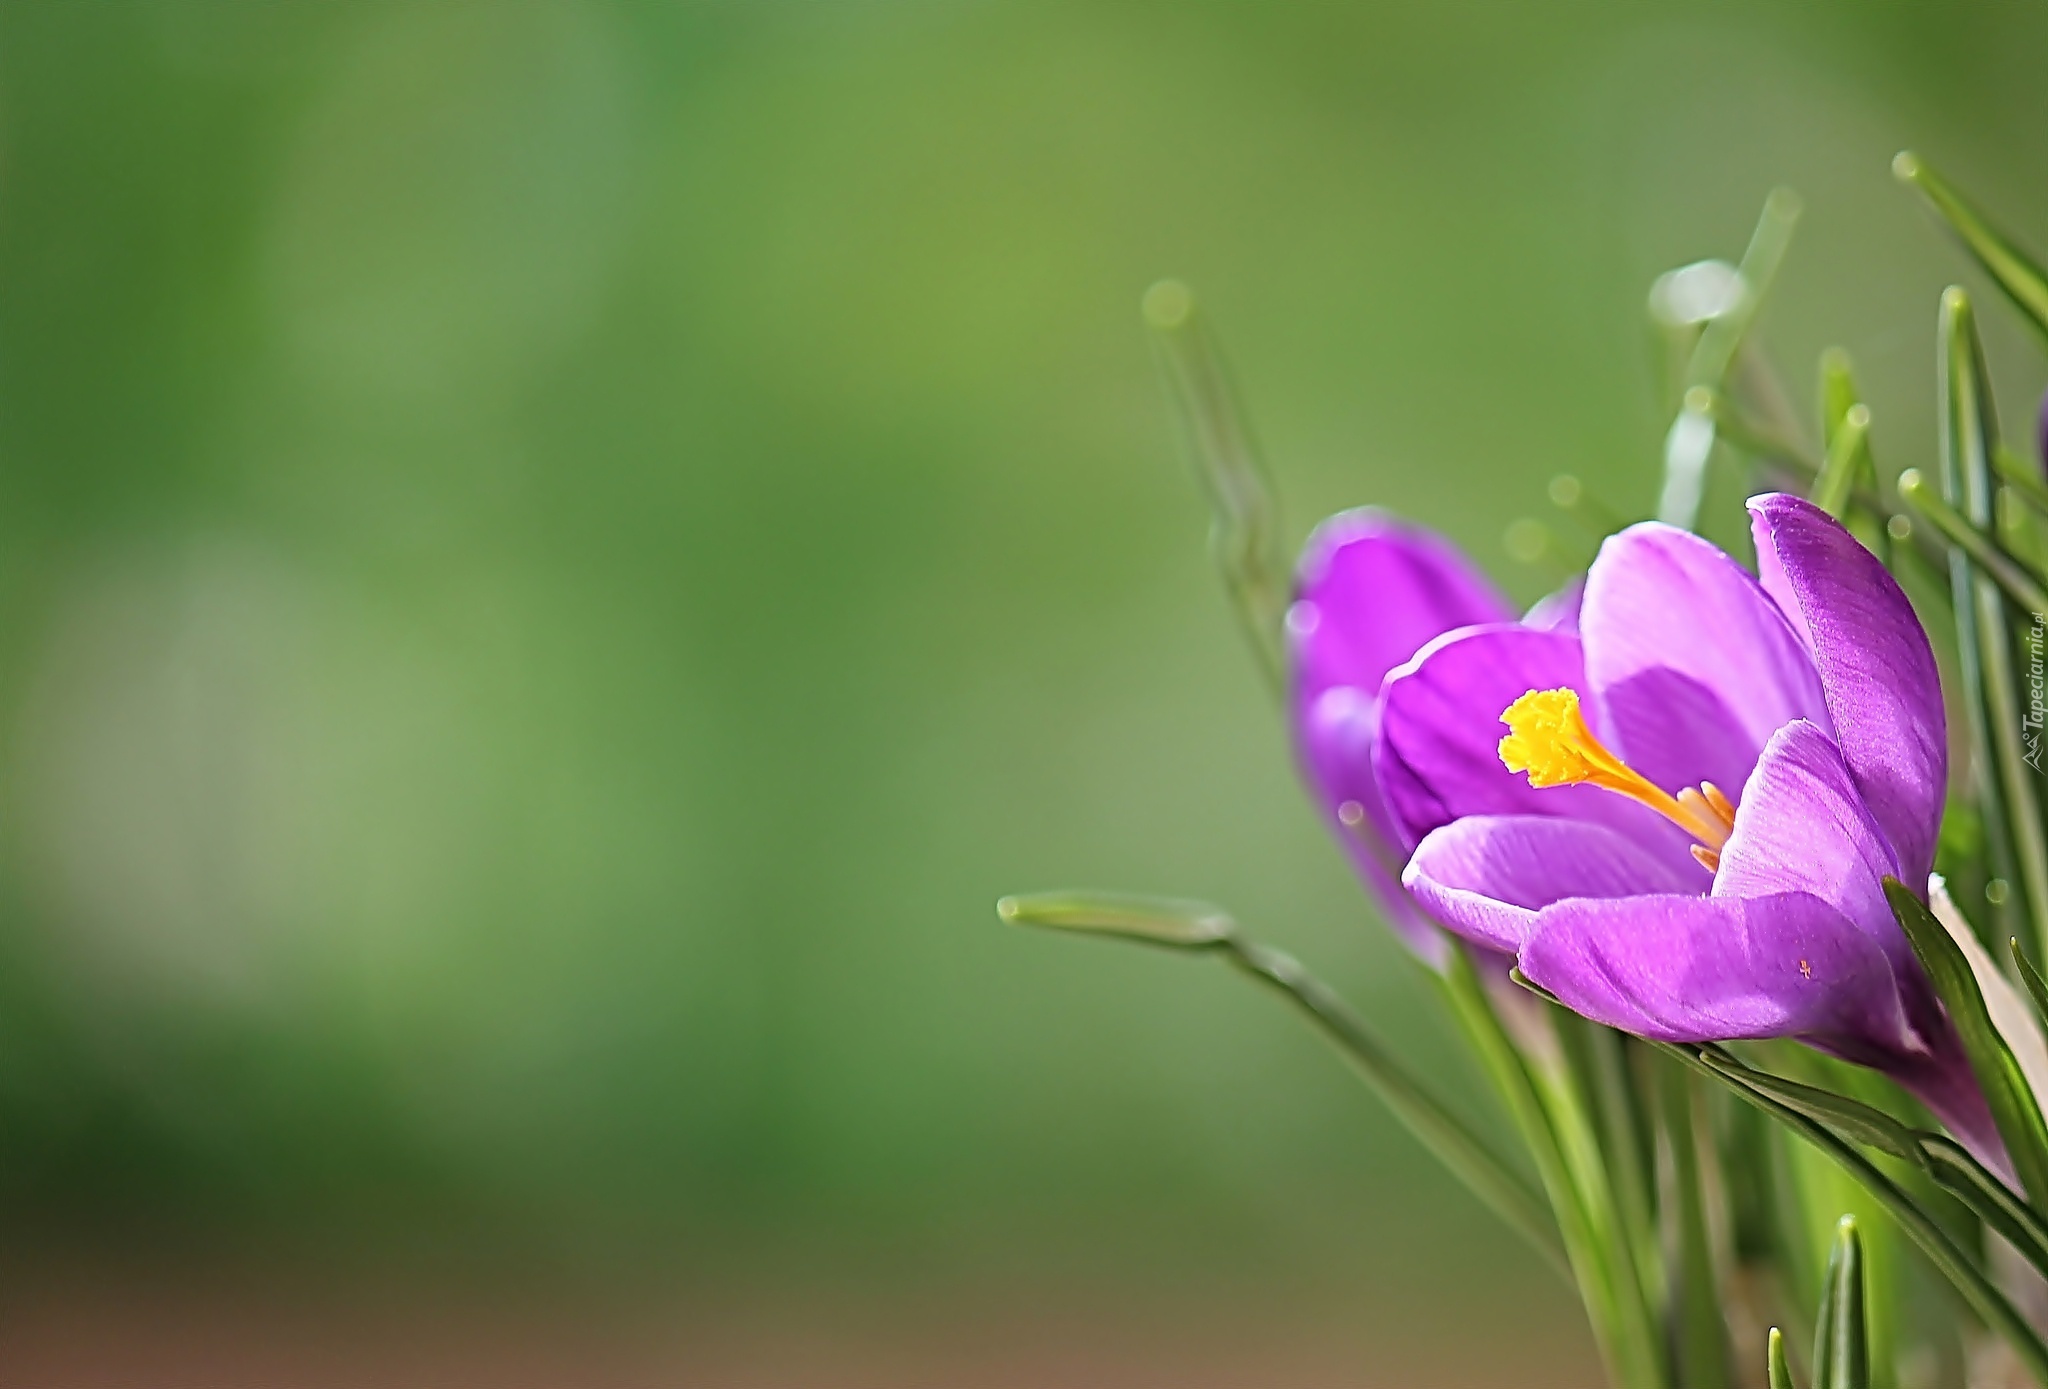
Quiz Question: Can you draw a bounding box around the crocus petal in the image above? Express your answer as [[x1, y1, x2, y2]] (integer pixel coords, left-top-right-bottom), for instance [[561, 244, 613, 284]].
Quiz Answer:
[[1520, 891, 1916, 1054], [1580, 522, 1829, 802], [1289, 508, 1511, 704], [1748, 492, 1946, 885], [1375, 624, 1704, 880], [1524, 578, 1583, 635], [1712, 720, 1900, 946], [1403, 815, 1700, 954], [1288, 510, 1510, 963], [1297, 684, 1447, 962]]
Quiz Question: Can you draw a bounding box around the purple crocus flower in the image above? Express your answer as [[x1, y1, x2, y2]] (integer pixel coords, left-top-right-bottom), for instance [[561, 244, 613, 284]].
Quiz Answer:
[[1288, 510, 1516, 964], [1292, 492, 1995, 1153]]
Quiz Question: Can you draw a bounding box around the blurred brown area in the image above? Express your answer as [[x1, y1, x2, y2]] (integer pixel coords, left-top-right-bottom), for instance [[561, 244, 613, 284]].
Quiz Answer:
[[0, 1260, 1596, 1389]]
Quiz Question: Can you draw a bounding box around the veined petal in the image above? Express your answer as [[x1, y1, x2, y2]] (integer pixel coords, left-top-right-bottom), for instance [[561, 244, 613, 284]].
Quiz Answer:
[[1403, 815, 1699, 954], [1375, 624, 1702, 877], [1581, 522, 1829, 803], [1712, 720, 1900, 945], [1521, 891, 1916, 1054], [1748, 492, 1946, 884], [1289, 508, 1511, 704]]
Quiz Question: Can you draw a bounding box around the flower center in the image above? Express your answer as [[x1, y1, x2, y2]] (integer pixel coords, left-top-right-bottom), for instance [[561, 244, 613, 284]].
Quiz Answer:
[[1497, 687, 1735, 867]]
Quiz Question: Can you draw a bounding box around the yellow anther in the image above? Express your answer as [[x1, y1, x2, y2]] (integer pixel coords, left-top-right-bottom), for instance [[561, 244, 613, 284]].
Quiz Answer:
[[1498, 687, 1732, 853]]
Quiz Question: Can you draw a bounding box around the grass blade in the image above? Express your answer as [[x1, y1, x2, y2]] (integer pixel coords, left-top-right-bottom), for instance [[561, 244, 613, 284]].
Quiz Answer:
[[1769, 1327, 1801, 1389], [997, 892, 1567, 1276], [1662, 1041, 2048, 1385], [1939, 287, 2048, 957], [1444, 953, 1666, 1389], [1142, 281, 1287, 690], [1898, 468, 2048, 614], [1886, 877, 2048, 1203], [1811, 1217, 1867, 1389], [1896, 151, 2048, 345]]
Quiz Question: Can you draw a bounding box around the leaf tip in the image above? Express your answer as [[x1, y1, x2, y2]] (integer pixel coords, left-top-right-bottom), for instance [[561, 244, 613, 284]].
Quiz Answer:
[[1142, 279, 1195, 331]]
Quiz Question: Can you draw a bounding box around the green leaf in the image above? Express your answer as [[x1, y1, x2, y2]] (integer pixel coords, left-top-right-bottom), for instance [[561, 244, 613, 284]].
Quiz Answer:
[[1811, 1217, 1868, 1389], [1918, 1133, 2048, 1278], [1896, 151, 2048, 345], [2015, 937, 2048, 1031], [1656, 189, 1802, 531], [1937, 287, 2048, 959], [1898, 468, 2048, 615], [1444, 954, 1664, 1389], [1697, 1051, 1924, 1167], [1885, 878, 2048, 1204], [1661, 1057, 1729, 1388], [1142, 281, 1287, 689], [1664, 1041, 2048, 1384], [1769, 1327, 1801, 1389], [1001, 892, 1571, 1279], [996, 891, 1236, 949]]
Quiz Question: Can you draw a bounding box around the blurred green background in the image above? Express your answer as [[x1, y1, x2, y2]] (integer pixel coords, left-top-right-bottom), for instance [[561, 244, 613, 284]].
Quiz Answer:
[[0, 1, 2044, 1381]]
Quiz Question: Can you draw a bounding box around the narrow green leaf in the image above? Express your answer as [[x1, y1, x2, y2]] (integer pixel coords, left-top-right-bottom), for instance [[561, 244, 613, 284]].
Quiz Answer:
[[1811, 404, 1872, 521], [1661, 1058, 1730, 1389], [1142, 281, 1287, 689], [1697, 1051, 1924, 1167], [997, 891, 1236, 949], [1656, 189, 1802, 531], [2015, 937, 2048, 1031], [1885, 877, 2048, 1204], [1444, 953, 1665, 1389], [1897, 468, 2048, 614], [1769, 1327, 1801, 1389], [1000, 892, 1574, 1277], [1688, 187, 1802, 392], [1812, 1217, 1867, 1389], [1918, 1133, 2048, 1278], [1663, 1041, 2048, 1385], [1896, 151, 2048, 345], [1938, 286, 2048, 958], [1995, 444, 2048, 521]]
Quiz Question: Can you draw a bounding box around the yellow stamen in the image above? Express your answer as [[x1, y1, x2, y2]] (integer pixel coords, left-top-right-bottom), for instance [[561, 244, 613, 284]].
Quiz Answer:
[[1498, 688, 1732, 851]]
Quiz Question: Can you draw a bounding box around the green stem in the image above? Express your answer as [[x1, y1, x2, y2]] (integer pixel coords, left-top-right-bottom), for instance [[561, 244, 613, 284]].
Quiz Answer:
[[1442, 953, 1666, 1389], [1221, 937, 1569, 1276], [1899, 470, 2048, 617], [1661, 1043, 2048, 1387]]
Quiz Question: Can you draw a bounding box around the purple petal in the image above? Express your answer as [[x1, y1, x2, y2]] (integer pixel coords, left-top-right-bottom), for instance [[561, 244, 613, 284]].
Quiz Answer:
[[1403, 815, 1700, 954], [1524, 578, 1583, 635], [1289, 509, 1511, 704], [1712, 720, 1901, 947], [1520, 891, 1916, 1054], [1580, 522, 1829, 803], [1374, 624, 1704, 879], [1288, 510, 1509, 963], [1297, 684, 1448, 961], [1748, 493, 1946, 885]]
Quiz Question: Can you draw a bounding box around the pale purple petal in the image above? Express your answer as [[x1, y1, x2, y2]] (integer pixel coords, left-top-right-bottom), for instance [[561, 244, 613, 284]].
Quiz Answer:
[[1748, 492, 1946, 885], [1297, 684, 1447, 961], [1524, 578, 1583, 635], [1581, 522, 1829, 802], [1402, 815, 1700, 954], [1289, 509, 1511, 704], [1288, 510, 1510, 963], [1520, 891, 1916, 1054], [1712, 720, 1900, 948], [1374, 624, 1704, 880]]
